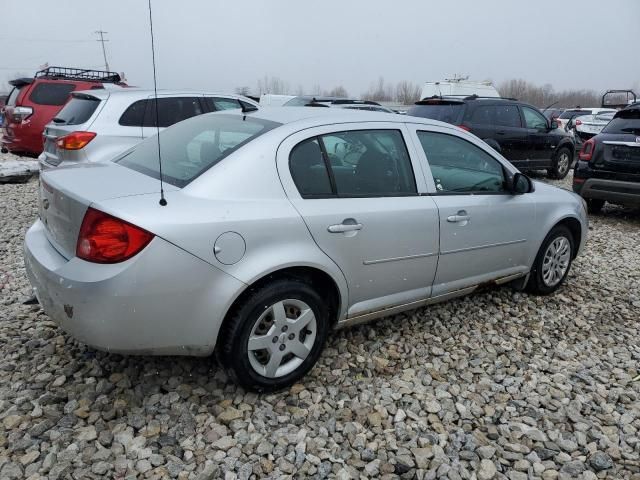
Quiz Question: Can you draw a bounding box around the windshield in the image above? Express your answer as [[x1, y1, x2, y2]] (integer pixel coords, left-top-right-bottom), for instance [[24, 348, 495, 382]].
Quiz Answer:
[[407, 103, 465, 124], [559, 110, 591, 119], [117, 113, 280, 187]]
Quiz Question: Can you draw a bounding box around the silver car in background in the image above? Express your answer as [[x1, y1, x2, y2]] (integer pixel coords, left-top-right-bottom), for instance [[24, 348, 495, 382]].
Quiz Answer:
[[24, 107, 587, 391], [39, 89, 258, 168]]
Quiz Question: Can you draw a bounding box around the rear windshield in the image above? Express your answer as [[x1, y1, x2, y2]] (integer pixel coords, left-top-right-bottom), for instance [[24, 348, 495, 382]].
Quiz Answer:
[[53, 96, 101, 125], [559, 110, 591, 119], [284, 97, 313, 106], [29, 82, 76, 106], [116, 114, 280, 187], [602, 110, 640, 135], [407, 103, 465, 124]]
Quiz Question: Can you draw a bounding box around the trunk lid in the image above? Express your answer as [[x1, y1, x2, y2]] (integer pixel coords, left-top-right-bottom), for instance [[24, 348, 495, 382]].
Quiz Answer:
[[39, 162, 178, 259]]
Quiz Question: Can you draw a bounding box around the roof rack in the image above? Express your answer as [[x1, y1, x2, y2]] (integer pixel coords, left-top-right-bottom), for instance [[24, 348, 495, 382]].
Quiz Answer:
[[34, 66, 122, 83], [330, 99, 381, 106], [415, 94, 517, 104]]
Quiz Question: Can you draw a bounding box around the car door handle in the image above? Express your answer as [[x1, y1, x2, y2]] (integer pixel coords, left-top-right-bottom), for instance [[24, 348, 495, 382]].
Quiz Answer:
[[447, 211, 470, 223], [327, 221, 363, 233], [496, 130, 506, 135]]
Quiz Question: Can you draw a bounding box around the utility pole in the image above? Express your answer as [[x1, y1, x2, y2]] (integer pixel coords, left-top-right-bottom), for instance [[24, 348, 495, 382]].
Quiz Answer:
[[95, 30, 110, 71]]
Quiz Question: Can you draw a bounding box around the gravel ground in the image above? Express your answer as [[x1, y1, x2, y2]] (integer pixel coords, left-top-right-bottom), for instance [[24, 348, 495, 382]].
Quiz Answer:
[[1, 167, 640, 480]]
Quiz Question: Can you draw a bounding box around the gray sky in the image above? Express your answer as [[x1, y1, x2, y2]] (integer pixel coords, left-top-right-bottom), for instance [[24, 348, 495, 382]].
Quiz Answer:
[[2, 0, 639, 95]]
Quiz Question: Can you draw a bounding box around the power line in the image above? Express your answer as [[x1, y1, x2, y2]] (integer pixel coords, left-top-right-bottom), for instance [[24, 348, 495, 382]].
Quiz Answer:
[[95, 30, 110, 71]]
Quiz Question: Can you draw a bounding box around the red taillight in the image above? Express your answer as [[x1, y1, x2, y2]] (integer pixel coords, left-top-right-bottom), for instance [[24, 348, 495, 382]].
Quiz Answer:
[[457, 124, 470, 131], [76, 208, 154, 263], [575, 119, 582, 126], [56, 131, 96, 150], [579, 138, 595, 161]]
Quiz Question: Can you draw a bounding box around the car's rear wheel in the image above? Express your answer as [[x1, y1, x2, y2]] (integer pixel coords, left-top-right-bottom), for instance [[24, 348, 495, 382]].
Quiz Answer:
[[217, 278, 330, 392], [548, 147, 572, 179], [526, 225, 574, 295], [586, 198, 604, 214]]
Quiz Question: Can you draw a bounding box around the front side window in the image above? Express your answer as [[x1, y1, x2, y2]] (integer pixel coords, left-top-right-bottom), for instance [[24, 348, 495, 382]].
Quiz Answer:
[[289, 130, 417, 198], [522, 107, 548, 129], [117, 114, 279, 187], [417, 131, 505, 193], [29, 82, 76, 106]]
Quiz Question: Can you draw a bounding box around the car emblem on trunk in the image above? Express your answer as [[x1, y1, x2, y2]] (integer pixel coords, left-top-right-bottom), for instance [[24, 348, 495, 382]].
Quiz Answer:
[[42, 199, 50, 210]]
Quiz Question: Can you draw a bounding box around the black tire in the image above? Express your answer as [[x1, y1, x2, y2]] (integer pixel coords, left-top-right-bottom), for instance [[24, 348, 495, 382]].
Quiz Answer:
[[217, 278, 330, 392], [548, 146, 572, 179], [586, 198, 604, 214], [526, 225, 575, 295]]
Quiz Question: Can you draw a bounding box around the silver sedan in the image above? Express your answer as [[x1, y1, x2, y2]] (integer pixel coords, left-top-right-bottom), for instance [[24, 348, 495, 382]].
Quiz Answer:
[[24, 107, 588, 391]]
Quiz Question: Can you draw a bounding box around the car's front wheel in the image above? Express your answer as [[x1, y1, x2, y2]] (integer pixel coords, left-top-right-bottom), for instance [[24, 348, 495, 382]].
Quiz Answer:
[[548, 147, 572, 179], [217, 278, 330, 392], [586, 198, 604, 214], [526, 225, 575, 295]]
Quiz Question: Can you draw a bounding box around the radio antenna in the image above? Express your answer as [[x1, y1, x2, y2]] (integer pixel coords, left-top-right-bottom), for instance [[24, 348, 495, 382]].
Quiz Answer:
[[147, 0, 167, 206]]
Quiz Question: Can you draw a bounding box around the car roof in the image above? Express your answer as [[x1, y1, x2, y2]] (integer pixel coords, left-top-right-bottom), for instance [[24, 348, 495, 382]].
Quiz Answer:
[[72, 88, 256, 102], [222, 106, 446, 129]]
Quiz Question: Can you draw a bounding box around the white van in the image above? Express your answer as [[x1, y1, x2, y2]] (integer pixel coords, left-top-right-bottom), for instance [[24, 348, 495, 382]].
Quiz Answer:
[[420, 80, 500, 100]]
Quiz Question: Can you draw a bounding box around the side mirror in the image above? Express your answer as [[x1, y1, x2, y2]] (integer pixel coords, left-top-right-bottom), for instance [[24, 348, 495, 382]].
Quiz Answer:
[[511, 172, 533, 194], [550, 120, 559, 129]]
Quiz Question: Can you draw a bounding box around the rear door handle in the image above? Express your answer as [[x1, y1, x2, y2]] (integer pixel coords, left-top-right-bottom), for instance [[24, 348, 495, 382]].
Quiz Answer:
[[447, 210, 470, 223], [328, 220, 363, 233]]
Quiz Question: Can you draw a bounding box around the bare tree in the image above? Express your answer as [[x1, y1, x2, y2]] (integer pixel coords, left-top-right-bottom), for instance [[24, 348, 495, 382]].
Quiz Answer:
[[395, 81, 421, 104], [499, 78, 600, 108], [363, 77, 394, 102], [323, 86, 349, 98], [256, 75, 290, 95], [234, 86, 251, 96]]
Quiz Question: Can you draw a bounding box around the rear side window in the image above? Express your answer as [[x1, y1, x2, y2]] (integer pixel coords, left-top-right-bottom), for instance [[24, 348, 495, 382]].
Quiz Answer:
[[119, 97, 204, 128], [418, 131, 505, 193], [289, 130, 417, 198], [53, 97, 101, 125], [494, 105, 521, 127], [407, 103, 465, 124], [116, 114, 279, 187], [289, 138, 333, 197], [29, 82, 76, 106]]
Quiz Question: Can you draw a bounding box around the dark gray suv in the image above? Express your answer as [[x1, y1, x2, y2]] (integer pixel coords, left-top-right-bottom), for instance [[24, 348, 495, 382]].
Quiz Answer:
[[407, 96, 576, 179]]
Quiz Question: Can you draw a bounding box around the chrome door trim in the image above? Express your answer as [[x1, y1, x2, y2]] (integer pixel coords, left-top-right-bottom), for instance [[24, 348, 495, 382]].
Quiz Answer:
[[363, 251, 436, 265], [441, 238, 527, 256]]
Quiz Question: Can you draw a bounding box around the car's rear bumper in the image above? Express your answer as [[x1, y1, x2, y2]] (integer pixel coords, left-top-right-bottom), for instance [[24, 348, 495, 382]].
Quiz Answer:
[[1, 123, 42, 156], [573, 161, 640, 205], [24, 219, 245, 356]]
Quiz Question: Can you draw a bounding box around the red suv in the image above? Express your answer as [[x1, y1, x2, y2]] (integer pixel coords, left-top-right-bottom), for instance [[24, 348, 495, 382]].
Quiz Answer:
[[1, 67, 125, 157]]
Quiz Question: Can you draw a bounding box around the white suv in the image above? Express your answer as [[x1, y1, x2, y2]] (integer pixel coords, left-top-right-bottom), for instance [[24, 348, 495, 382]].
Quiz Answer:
[[39, 89, 258, 168]]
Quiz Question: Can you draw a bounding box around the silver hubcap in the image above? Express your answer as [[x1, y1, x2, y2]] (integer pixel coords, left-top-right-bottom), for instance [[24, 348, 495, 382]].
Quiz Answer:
[[557, 152, 570, 174], [247, 299, 317, 378], [542, 236, 571, 287]]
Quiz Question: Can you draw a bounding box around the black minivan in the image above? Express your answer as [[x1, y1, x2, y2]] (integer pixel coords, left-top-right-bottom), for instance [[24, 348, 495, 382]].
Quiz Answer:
[[407, 96, 576, 179]]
